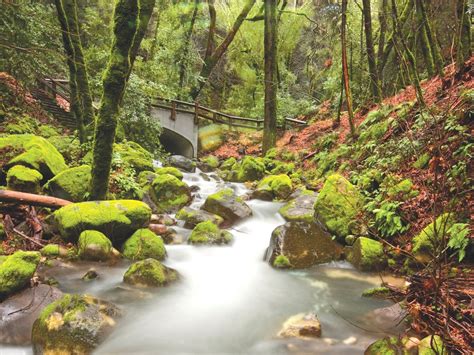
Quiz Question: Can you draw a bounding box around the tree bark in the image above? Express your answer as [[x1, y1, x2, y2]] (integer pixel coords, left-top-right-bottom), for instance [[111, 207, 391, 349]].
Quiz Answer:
[[415, 0, 435, 77], [377, 0, 388, 84], [0, 190, 71, 209], [204, 0, 217, 62], [456, 0, 472, 70], [262, 0, 278, 154], [419, 0, 444, 76], [129, 0, 156, 69], [362, 0, 382, 101], [341, 0, 355, 137]]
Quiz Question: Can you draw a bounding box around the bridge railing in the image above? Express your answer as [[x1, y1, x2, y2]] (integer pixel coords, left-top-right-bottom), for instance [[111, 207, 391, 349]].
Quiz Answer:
[[37, 76, 71, 104]]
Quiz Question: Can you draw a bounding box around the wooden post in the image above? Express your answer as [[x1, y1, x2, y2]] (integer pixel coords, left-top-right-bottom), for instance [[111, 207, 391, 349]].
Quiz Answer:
[[171, 101, 177, 121]]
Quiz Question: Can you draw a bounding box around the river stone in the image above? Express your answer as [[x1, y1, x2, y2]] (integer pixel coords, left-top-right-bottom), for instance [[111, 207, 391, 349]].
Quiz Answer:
[[255, 174, 293, 200], [346, 237, 387, 271], [176, 206, 224, 228], [0, 251, 41, 300], [201, 188, 252, 225], [278, 312, 322, 339], [123, 259, 178, 287], [78, 230, 114, 262], [265, 221, 343, 269], [279, 189, 318, 223], [148, 173, 191, 214], [168, 155, 196, 172], [31, 294, 122, 354], [43, 165, 91, 202], [365, 336, 414, 355], [0, 285, 63, 345], [188, 221, 233, 245], [122, 228, 166, 261]]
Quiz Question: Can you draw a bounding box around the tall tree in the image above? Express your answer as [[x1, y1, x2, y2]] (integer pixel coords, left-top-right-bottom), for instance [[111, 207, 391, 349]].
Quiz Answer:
[[419, 0, 444, 76], [377, 0, 388, 84], [190, 0, 256, 100], [362, 0, 382, 101], [456, 0, 472, 70], [262, 0, 278, 153], [414, 0, 435, 77], [341, 0, 355, 137], [90, 0, 155, 200]]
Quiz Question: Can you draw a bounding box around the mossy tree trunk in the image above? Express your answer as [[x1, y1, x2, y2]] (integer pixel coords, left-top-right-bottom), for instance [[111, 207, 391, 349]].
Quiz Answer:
[[341, 0, 355, 137], [377, 0, 388, 85], [456, 0, 472, 70], [262, 0, 278, 154], [90, 0, 155, 200], [415, 0, 435, 77], [420, 0, 444, 76], [362, 0, 382, 101]]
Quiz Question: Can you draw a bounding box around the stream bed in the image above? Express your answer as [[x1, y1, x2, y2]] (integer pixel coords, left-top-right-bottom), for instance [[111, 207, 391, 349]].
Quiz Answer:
[[1, 169, 405, 354]]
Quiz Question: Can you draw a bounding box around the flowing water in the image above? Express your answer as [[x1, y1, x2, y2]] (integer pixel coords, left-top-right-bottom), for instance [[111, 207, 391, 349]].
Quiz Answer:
[[1, 169, 405, 355]]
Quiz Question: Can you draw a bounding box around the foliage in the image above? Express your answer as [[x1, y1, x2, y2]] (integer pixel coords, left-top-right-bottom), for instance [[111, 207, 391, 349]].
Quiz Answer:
[[446, 223, 470, 262]]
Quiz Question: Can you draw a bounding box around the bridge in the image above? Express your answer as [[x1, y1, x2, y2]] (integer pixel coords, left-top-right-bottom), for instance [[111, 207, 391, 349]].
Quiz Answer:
[[34, 77, 307, 158]]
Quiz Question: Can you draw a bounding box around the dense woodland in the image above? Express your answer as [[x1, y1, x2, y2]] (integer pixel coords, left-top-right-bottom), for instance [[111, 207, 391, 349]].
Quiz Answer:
[[0, 1, 472, 354]]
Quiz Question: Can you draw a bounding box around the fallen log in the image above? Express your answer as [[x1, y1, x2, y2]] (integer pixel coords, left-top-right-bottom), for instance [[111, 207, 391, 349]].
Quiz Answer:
[[0, 190, 72, 209]]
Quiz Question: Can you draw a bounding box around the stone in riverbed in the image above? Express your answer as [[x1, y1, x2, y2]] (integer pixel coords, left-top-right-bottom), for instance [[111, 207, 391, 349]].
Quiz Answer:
[[0, 251, 40, 300], [279, 189, 317, 223], [176, 206, 224, 228], [255, 174, 293, 200], [155, 166, 183, 180], [364, 336, 413, 355], [122, 228, 166, 261], [31, 294, 121, 354], [168, 155, 196, 172], [201, 188, 252, 225], [188, 221, 233, 245], [43, 165, 91, 202], [278, 313, 322, 339], [265, 221, 343, 269], [148, 173, 191, 213], [346, 237, 387, 271], [78, 230, 114, 262], [237, 156, 266, 182], [123, 258, 178, 287], [6, 165, 43, 193]]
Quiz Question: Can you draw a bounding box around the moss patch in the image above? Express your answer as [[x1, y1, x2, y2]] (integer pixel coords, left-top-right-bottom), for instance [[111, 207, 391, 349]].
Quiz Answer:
[[237, 156, 266, 182], [7, 165, 43, 193], [114, 141, 154, 173], [347, 237, 386, 271], [257, 174, 293, 200], [155, 167, 183, 180], [188, 221, 233, 245], [149, 173, 191, 213], [273, 255, 291, 268], [123, 258, 178, 287], [44, 165, 91, 202], [122, 228, 166, 260], [0, 250, 40, 300], [78, 230, 113, 261], [412, 214, 454, 263], [175, 206, 224, 227]]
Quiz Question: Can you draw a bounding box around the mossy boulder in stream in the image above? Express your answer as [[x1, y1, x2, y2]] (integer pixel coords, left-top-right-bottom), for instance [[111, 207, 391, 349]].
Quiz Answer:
[[114, 141, 154, 173], [78, 230, 114, 262], [148, 173, 191, 213], [279, 189, 317, 223], [0, 251, 40, 300], [255, 174, 293, 200], [201, 188, 252, 224], [198, 155, 220, 172], [168, 155, 196, 172], [54, 200, 152, 245], [44, 165, 91, 202], [155, 166, 183, 180], [123, 258, 178, 287], [122, 228, 166, 261], [237, 156, 266, 182], [346, 237, 386, 271], [6, 165, 43, 193], [176, 206, 224, 228], [40, 244, 70, 258], [265, 221, 343, 269], [365, 336, 413, 355], [314, 174, 364, 240], [188, 221, 233, 245], [31, 294, 121, 354]]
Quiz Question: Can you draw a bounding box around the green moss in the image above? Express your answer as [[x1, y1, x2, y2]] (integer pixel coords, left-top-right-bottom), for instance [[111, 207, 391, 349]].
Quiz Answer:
[[200, 155, 220, 169], [155, 167, 183, 180], [264, 148, 278, 159], [0, 250, 40, 299], [123, 258, 178, 287], [365, 336, 409, 355], [114, 141, 154, 173], [175, 207, 224, 227], [40, 244, 62, 257], [418, 335, 446, 355], [270, 162, 295, 175], [54, 200, 152, 244], [149, 173, 190, 213], [220, 157, 237, 171], [413, 152, 431, 169], [209, 188, 234, 202], [273, 254, 291, 268], [44, 165, 91, 202], [258, 174, 293, 200], [0, 223, 5, 240], [237, 156, 265, 182], [78, 230, 113, 261], [137, 170, 158, 186], [188, 221, 233, 245], [122, 228, 166, 260], [386, 178, 419, 200], [314, 174, 364, 240], [198, 124, 223, 152], [362, 286, 390, 298], [6, 165, 43, 193], [412, 214, 454, 262], [347, 237, 386, 271]]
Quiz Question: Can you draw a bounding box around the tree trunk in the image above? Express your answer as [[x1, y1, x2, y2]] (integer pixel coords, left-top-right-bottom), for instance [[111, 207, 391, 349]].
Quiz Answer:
[[456, 0, 472, 70], [420, 0, 444, 76], [129, 0, 156, 69], [262, 0, 278, 154], [0, 190, 71, 209], [341, 0, 355, 137], [90, 0, 153, 200], [204, 0, 217, 62], [415, 0, 435, 77], [362, 0, 382, 101], [377, 0, 388, 84], [191, 0, 256, 100]]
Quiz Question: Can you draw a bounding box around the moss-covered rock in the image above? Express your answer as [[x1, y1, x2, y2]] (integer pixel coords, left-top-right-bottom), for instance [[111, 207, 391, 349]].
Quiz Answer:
[[78, 230, 113, 262], [412, 214, 454, 263], [256, 174, 293, 200], [346, 237, 386, 271], [365, 336, 411, 355], [0, 134, 67, 180], [168, 155, 196, 172], [148, 173, 191, 214], [31, 294, 121, 354], [122, 228, 166, 261], [40, 244, 69, 258], [123, 258, 178, 287], [220, 157, 237, 171], [362, 286, 391, 299], [418, 335, 446, 355], [6, 165, 43, 193], [54, 200, 151, 245], [114, 141, 154, 173], [277, 312, 321, 338], [199, 155, 220, 171], [176, 206, 224, 228], [0, 251, 40, 300], [237, 156, 265, 182], [314, 174, 364, 240], [188, 221, 233, 245], [155, 167, 183, 180], [44, 165, 91, 202], [201, 188, 252, 224], [279, 189, 317, 223], [265, 221, 343, 269]]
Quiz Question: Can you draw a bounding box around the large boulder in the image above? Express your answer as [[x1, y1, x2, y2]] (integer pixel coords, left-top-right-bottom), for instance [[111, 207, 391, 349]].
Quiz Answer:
[[255, 174, 293, 200], [237, 156, 266, 182], [0, 251, 40, 300], [277, 313, 322, 339], [53, 200, 151, 245], [198, 155, 220, 172], [114, 141, 154, 173], [176, 206, 224, 228], [188, 221, 233, 245], [279, 189, 318, 223], [365, 336, 414, 355], [168, 155, 196, 172], [155, 166, 183, 180], [31, 294, 121, 354], [265, 221, 343, 269], [78, 230, 114, 262], [122, 228, 166, 261], [0, 134, 67, 181], [201, 188, 252, 224], [148, 173, 191, 213], [6, 165, 43, 193], [346, 237, 386, 271], [412, 214, 454, 263], [314, 174, 364, 240], [44, 165, 91, 202], [123, 258, 178, 287]]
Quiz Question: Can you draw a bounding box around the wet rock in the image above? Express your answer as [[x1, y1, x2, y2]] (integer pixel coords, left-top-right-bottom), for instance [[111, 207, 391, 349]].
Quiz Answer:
[[150, 214, 177, 226], [155, 166, 184, 180], [6, 165, 43, 193], [265, 221, 343, 269], [188, 221, 233, 245], [31, 294, 122, 354], [346, 237, 387, 271], [163, 232, 184, 245], [123, 258, 178, 287], [148, 173, 191, 213], [176, 206, 224, 228], [198, 155, 220, 172], [168, 155, 196, 172], [278, 313, 322, 339], [82, 269, 99, 281], [78, 230, 114, 262], [0, 284, 63, 345], [122, 228, 166, 261], [148, 223, 169, 235], [237, 156, 266, 182], [43, 165, 91, 202], [255, 174, 293, 200], [279, 189, 317, 223], [201, 188, 252, 224], [0, 251, 40, 300], [362, 286, 391, 299], [365, 336, 414, 355], [40, 244, 70, 258], [114, 141, 154, 173]]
